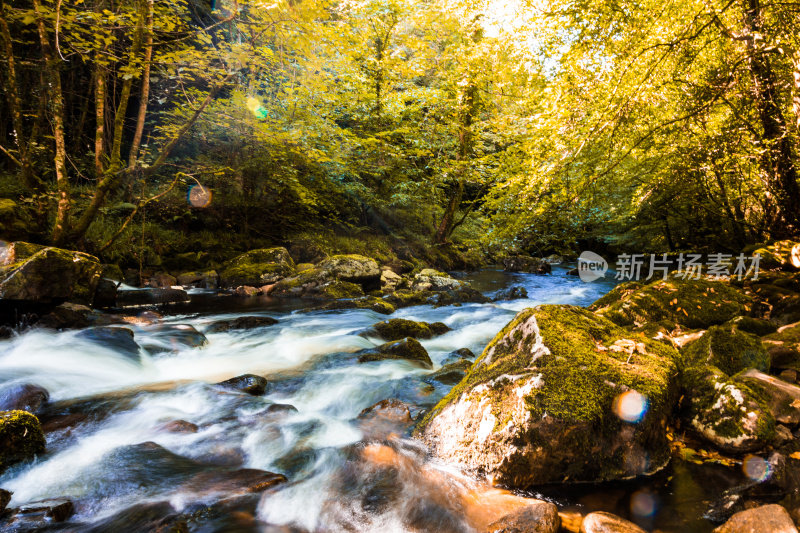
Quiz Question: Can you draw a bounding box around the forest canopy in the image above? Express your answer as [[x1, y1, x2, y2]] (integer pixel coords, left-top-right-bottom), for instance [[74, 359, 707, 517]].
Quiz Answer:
[[1, 0, 799, 266]]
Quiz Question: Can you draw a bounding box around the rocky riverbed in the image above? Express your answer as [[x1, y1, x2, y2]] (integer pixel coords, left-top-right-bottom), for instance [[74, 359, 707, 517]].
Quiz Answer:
[[3, 241, 800, 532]]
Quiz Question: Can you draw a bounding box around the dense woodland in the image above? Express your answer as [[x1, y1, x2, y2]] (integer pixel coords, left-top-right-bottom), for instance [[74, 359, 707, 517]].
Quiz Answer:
[[1, 0, 799, 268]]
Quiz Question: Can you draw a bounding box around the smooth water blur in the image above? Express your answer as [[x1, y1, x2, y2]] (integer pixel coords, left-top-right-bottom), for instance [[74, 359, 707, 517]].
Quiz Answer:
[[0, 266, 732, 531]]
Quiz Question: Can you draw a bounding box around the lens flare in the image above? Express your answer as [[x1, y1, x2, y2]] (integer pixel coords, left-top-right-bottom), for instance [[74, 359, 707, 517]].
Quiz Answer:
[[188, 184, 212, 208], [630, 490, 658, 518], [613, 390, 648, 423], [742, 455, 771, 482], [246, 96, 268, 119]]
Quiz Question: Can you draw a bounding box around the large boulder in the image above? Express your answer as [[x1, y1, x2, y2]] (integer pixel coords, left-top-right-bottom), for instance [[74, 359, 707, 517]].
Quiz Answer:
[[0, 242, 102, 303], [411, 269, 462, 291], [419, 305, 679, 486], [206, 316, 278, 333], [681, 366, 775, 453], [0, 384, 49, 413], [591, 277, 752, 329], [271, 254, 380, 297], [681, 322, 769, 375], [485, 501, 560, 533], [764, 322, 800, 372], [502, 255, 552, 274], [0, 410, 46, 474], [750, 240, 800, 271], [219, 247, 295, 288]]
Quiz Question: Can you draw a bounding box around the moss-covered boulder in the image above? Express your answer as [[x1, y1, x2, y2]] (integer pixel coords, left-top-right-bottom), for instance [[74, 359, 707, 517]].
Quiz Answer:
[[0, 410, 46, 474], [319, 296, 396, 315], [418, 305, 679, 486], [424, 359, 473, 385], [750, 240, 800, 271], [591, 277, 752, 329], [764, 322, 800, 372], [410, 269, 462, 291], [317, 280, 364, 299], [271, 254, 380, 296], [219, 247, 295, 288], [357, 337, 433, 368], [384, 287, 489, 309], [365, 318, 450, 341], [316, 254, 380, 290], [0, 242, 102, 303], [176, 270, 219, 289], [680, 322, 769, 375], [681, 366, 774, 453]]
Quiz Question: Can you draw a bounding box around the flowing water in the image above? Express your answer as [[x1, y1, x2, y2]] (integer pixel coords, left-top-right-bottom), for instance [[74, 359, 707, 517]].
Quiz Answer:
[[0, 267, 753, 532]]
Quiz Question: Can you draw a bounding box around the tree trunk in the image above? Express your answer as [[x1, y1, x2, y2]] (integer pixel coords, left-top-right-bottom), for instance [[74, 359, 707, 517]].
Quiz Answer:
[[0, 10, 39, 190], [128, 0, 154, 169], [33, 0, 71, 244], [793, 49, 800, 136], [743, 0, 800, 236], [95, 63, 106, 178]]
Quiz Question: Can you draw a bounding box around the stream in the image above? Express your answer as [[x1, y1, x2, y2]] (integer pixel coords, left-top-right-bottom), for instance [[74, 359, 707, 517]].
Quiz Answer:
[[0, 267, 755, 532]]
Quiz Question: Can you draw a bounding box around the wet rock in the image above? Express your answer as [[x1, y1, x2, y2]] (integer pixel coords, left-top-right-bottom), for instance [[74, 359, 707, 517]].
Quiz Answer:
[[116, 287, 190, 307], [580, 511, 646, 533], [181, 468, 287, 497], [76, 326, 140, 359], [485, 501, 560, 533], [219, 247, 296, 288], [357, 399, 413, 437], [567, 267, 579, 276], [217, 374, 269, 396], [419, 305, 679, 486], [81, 501, 188, 533], [682, 366, 774, 453], [0, 410, 46, 474], [0, 489, 10, 513], [681, 322, 769, 375], [141, 324, 207, 354], [265, 403, 298, 415], [36, 301, 92, 330], [316, 280, 364, 299], [727, 316, 777, 336], [424, 359, 473, 385], [234, 285, 260, 297], [159, 419, 199, 433], [0, 242, 103, 304], [206, 315, 279, 333], [737, 369, 800, 426], [764, 322, 800, 372], [442, 348, 476, 365], [13, 498, 75, 523], [176, 270, 219, 289], [0, 384, 49, 413], [93, 277, 118, 308], [148, 272, 177, 288], [0, 326, 13, 339], [591, 277, 751, 329], [713, 504, 797, 533], [319, 296, 396, 315], [502, 255, 552, 275], [365, 318, 450, 341], [358, 338, 433, 369], [493, 286, 528, 301]]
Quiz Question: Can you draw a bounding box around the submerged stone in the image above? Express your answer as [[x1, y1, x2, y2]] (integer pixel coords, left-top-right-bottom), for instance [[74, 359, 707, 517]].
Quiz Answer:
[[0, 384, 49, 413], [419, 305, 679, 487], [216, 374, 270, 396], [76, 326, 140, 360], [206, 316, 279, 333]]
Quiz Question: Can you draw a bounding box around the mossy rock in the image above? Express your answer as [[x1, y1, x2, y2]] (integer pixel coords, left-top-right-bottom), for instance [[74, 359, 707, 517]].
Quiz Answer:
[[319, 296, 396, 315], [0, 242, 103, 304], [763, 323, 800, 372], [591, 276, 752, 329], [0, 410, 46, 474], [750, 240, 800, 271], [418, 304, 679, 486], [726, 316, 777, 336], [316, 254, 381, 290], [680, 323, 769, 375], [681, 366, 774, 453], [219, 247, 295, 288], [368, 318, 450, 341], [423, 359, 473, 385], [357, 337, 432, 368], [316, 280, 364, 299]]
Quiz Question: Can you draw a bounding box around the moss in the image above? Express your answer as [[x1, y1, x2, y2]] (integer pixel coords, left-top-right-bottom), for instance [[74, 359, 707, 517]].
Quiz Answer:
[[420, 304, 678, 429], [751, 240, 800, 270], [219, 247, 295, 287], [317, 280, 364, 299], [592, 276, 752, 329], [357, 337, 432, 368], [319, 296, 396, 315], [0, 410, 46, 474], [681, 323, 769, 375], [726, 316, 777, 336], [372, 318, 449, 341]]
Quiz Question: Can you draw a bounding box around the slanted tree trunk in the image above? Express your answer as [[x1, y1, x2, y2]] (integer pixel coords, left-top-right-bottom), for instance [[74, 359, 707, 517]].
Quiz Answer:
[[743, 0, 800, 236], [95, 62, 106, 178], [33, 0, 71, 243], [128, 0, 154, 169]]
